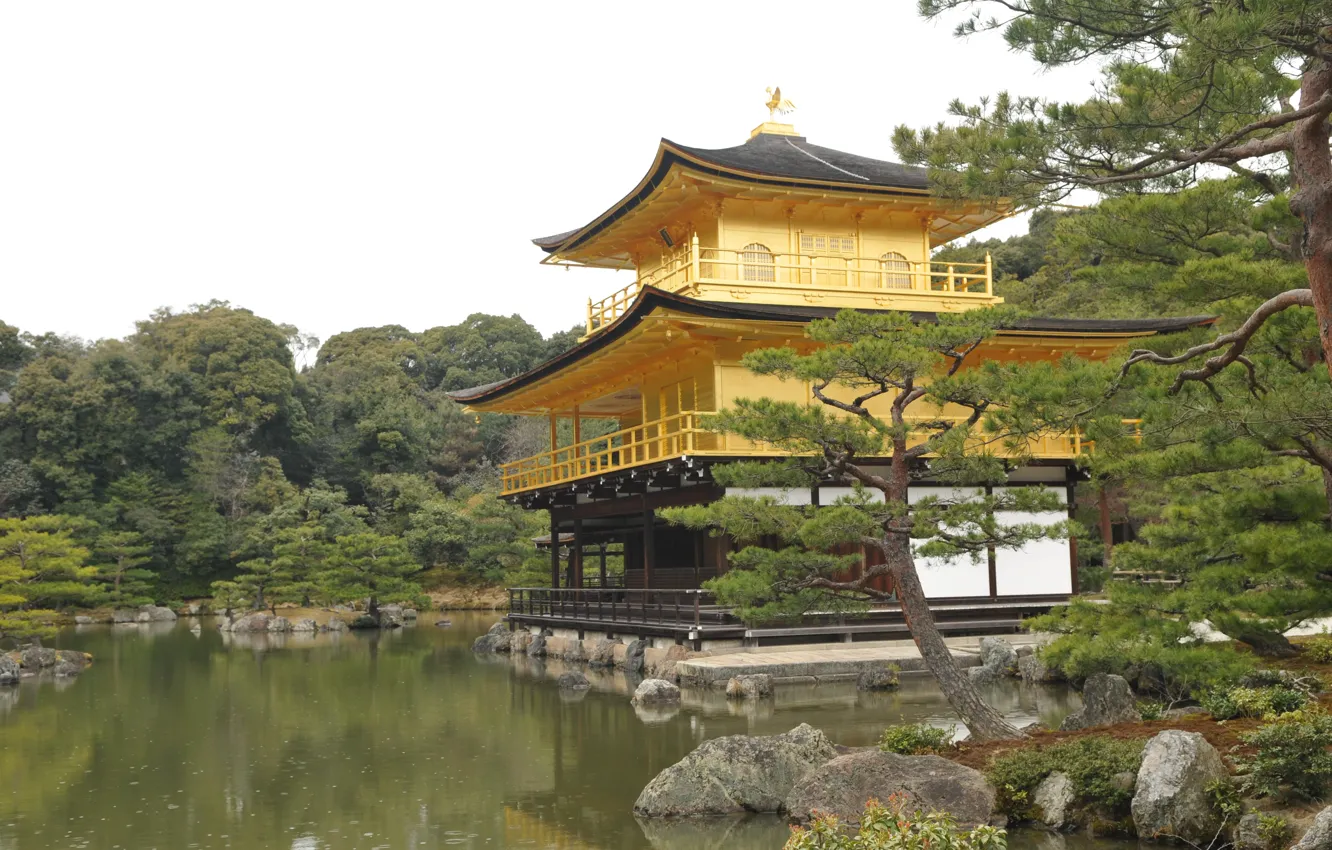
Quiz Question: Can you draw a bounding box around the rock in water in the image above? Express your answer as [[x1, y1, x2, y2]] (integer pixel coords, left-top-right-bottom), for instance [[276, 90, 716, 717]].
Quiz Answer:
[[725, 674, 773, 699], [1018, 654, 1059, 684], [526, 633, 547, 657], [229, 613, 273, 633], [1131, 730, 1227, 844], [857, 665, 900, 691], [1295, 806, 1332, 850], [980, 636, 1018, 670], [348, 614, 380, 630], [20, 647, 57, 669], [112, 609, 137, 624], [589, 638, 620, 668], [323, 617, 348, 632], [267, 616, 294, 632], [785, 749, 996, 827], [624, 639, 650, 674], [137, 605, 178, 623], [1059, 673, 1141, 730], [0, 655, 19, 685], [376, 608, 404, 629], [633, 678, 682, 705], [74, 615, 95, 625], [558, 671, 591, 691], [1033, 771, 1076, 830], [633, 723, 837, 817], [291, 618, 318, 632], [472, 622, 512, 652]]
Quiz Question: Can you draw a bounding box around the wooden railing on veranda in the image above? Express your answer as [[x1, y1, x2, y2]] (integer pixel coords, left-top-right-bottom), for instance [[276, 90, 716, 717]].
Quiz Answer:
[[584, 235, 994, 335], [497, 410, 1143, 495], [508, 587, 719, 630]]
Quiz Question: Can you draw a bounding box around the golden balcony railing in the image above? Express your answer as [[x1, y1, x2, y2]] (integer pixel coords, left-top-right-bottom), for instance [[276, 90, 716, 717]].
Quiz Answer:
[[499, 409, 1142, 495], [500, 411, 709, 495], [583, 235, 995, 337]]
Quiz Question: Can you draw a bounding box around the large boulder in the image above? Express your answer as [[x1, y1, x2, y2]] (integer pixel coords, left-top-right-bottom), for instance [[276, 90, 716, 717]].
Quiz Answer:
[[1295, 806, 1332, 850], [1060, 673, 1141, 730], [634, 723, 837, 817], [725, 674, 773, 700], [784, 749, 996, 827], [74, 615, 95, 625], [20, 646, 57, 669], [228, 613, 273, 633], [509, 631, 533, 654], [645, 644, 689, 680], [291, 618, 318, 632], [376, 608, 404, 629], [858, 665, 900, 691], [589, 638, 620, 668], [1018, 654, 1059, 685], [624, 639, 650, 674], [323, 617, 348, 632], [267, 616, 294, 633], [348, 614, 380, 630], [111, 609, 138, 624], [526, 633, 548, 657], [1032, 771, 1076, 830], [0, 655, 19, 685], [1131, 730, 1228, 844], [969, 637, 1018, 684], [137, 605, 178, 623], [633, 678, 682, 705], [558, 671, 591, 691], [472, 622, 512, 652]]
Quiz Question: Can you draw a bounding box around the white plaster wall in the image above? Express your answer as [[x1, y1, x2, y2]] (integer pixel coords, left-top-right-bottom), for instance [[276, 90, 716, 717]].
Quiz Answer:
[[908, 486, 990, 598], [992, 486, 1072, 596]]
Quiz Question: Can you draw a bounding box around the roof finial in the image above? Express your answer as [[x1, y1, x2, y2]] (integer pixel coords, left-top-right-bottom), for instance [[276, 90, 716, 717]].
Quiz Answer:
[[765, 87, 795, 119]]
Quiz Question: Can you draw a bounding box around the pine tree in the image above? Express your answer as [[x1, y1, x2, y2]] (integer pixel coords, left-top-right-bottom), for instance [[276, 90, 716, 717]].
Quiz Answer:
[[93, 530, 156, 608], [320, 533, 423, 620], [664, 308, 1075, 742], [0, 516, 100, 641]]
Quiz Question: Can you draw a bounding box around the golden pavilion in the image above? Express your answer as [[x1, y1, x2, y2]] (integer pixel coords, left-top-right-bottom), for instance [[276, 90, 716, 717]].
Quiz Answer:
[[450, 107, 1212, 646]]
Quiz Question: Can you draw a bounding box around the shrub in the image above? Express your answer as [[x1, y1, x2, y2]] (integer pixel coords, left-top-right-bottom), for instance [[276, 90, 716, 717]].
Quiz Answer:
[[1257, 813, 1292, 849], [1303, 634, 1332, 663], [784, 793, 1007, 850], [1032, 629, 1256, 703], [1137, 700, 1165, 721], [878, 723, 955, 755], [1200, 685, 1307, 720], [1206, 778, 1243, 823], [985, 736, 1146, 819], [1236, 710, 1332, 798]]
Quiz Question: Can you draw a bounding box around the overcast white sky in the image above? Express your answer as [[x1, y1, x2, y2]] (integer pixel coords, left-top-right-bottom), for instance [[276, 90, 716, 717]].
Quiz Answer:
[[0, 2, 1102, 349]]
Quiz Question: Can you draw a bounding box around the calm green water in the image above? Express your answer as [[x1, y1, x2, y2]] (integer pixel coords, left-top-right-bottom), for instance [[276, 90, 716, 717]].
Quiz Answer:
[[2, 614, 1103, 850]]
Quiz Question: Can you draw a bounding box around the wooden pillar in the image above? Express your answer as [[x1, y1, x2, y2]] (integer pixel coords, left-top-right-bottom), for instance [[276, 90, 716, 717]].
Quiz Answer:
[[642, 500, 655, 589], [549, 410, 558, 452], [599, 543, 608, 588], [572, 518, 584, 589], [693, 529, 704, 587], [550, 514, 561, 589]]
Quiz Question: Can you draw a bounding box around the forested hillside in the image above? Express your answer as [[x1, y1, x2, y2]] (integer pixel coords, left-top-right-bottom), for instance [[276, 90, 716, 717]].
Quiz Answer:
[[0, 303, 578, 626]]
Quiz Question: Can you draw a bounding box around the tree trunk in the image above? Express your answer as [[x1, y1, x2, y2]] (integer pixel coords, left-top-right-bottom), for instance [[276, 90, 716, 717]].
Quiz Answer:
[[1291, 58, 1332, 382], [367, 595, 380, 620], [884, 531, 1026, 741]]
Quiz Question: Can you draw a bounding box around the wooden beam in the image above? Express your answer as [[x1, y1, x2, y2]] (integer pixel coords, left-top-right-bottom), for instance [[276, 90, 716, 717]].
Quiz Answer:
[[550, 514, 561, 589], [642, 500, 655, 590], [572, 518, 584, 589]]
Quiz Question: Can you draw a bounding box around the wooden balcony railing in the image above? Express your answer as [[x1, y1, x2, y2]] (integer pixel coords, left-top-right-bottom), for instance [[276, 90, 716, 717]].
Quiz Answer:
[[499, 411, 706, 495], [498, 410, 1142, 495], [584, 235, 995, 336], [508, 587, 722, 630]]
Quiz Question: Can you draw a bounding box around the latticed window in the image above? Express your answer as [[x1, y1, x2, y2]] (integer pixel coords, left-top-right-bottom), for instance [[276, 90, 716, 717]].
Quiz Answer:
[[799, 233, 855, 254], [880, 251, 912, 289], [741, 243, 775, 282]]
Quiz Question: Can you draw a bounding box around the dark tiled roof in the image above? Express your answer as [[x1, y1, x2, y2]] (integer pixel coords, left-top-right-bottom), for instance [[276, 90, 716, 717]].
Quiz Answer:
[[532, 133, 931, 253], [446, 289, 1216, 405], [671, 133, 928, 190]]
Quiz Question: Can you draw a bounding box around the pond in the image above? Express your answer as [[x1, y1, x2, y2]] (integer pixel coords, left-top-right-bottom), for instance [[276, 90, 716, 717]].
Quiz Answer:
[[1, 613, 1125, 850]]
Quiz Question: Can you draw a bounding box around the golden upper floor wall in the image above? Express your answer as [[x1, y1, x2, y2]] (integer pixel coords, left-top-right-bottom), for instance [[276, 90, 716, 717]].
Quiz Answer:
[[532, 124, 1013, 329]]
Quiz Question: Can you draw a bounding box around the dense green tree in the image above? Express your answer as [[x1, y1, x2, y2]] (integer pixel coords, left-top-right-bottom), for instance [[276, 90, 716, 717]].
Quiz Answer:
[[0, 516, 100, 640], [319, 533, 423, 619], [664, 308, 1073, 741], [897, 0, 1332, 382], [92, 530, 156, 608]]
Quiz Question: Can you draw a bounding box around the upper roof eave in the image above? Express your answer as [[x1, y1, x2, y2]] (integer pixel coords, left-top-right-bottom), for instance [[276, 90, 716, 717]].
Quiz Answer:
[[446, 288, 1217, 408], [532, 135, 968, 260]]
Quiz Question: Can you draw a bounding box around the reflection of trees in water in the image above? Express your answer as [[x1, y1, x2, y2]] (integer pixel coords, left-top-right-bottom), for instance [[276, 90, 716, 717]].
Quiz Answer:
[[4, 618, 1086, 850]]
